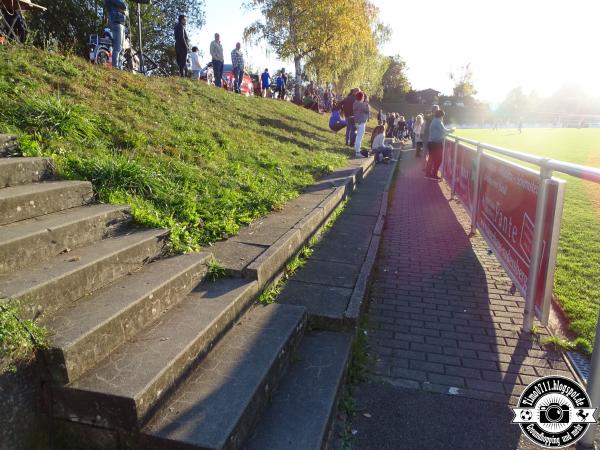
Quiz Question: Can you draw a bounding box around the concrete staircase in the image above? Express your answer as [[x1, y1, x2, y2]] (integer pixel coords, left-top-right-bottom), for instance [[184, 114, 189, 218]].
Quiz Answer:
[[0, 139, 353, 450]]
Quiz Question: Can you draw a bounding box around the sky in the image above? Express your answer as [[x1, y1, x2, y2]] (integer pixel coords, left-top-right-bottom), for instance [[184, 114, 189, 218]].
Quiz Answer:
[[189, 0, 600, 102]]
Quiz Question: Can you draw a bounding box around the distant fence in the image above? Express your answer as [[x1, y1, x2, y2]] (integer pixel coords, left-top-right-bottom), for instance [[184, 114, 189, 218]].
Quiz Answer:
[[442, 135, 600, 446]]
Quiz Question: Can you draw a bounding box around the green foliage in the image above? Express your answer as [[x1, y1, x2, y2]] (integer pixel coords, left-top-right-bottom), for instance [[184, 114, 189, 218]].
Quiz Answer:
[[0, 45, 349, 252], [457, 128, 600, 355], [245, 0, 389, 96], [450, 62, 477, 103], [382, 55, 411, 102], [26, 0, 206, 69], [0, 303, 48, 374], [207, 258, 227, 281]]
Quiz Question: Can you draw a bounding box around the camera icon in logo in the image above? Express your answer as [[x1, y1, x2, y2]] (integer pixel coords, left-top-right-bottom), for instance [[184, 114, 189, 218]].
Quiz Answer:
[[539, 403, 569, 424]]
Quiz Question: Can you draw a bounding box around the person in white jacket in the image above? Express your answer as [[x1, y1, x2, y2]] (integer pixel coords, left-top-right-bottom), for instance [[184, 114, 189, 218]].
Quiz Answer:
[[413, 114, 424, 157], [370, 125, 393, 163]]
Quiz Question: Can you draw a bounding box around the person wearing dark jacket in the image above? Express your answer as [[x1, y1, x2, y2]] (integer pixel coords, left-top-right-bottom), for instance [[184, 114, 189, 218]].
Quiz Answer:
[[105, 0, 128, 69], [341, 88, 359, 146], [174, 15, 190, 77]]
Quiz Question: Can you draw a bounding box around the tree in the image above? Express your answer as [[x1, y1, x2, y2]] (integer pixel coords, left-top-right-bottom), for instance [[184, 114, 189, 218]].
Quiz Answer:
[[245, 0, 386, 99], [450, 62, 477, 103], [381, 55, 411, 101], [129, 0, 206, 74], [28, 0, 205, 72], [27, 0, 100, 53]]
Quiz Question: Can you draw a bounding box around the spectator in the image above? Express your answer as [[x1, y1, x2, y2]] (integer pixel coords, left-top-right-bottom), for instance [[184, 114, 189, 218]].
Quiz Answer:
[[261, 68, 271, 98], [231, 42, 245, 94], [371, 125, 393, 163], [396, 115, 406, 140], [303, 92, 314, 108], [210, 33, 224, 87], [275, 72, 286, 100], [386, 113, 395, 138], [341, 88, 359, 147], [190, 46, 201, 80], [413, 114, 424, 157], [105, 0, 128, 70], [422, 105, 440, 166], [329, 102, 347, 132], [174, 15, 190, 77], [425, 109, 455, 180], [323, 89, 332, 112], [353, 91, 370, 158]]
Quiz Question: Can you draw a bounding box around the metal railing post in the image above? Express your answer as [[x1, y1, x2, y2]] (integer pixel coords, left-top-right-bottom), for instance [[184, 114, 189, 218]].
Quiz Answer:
[[468, 143, 483, 236], [579, 322, 600, 448], [523, 161, 552, 333], [451, 137, 459, 199]]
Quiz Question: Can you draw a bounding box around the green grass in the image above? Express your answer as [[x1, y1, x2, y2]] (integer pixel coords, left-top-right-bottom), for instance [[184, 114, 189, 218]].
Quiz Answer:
[[0, 302, 48, 373], [0, 44, 356, 252], [258, 199, 349, 305], [456, 128, 600, 354]]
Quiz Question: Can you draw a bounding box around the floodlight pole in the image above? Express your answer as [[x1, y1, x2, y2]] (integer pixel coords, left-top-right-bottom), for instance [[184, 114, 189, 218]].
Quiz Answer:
[[136, 2, 145, 74]]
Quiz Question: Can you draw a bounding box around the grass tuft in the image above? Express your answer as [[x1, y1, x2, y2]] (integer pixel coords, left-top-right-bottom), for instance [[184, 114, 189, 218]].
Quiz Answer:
[[0, 302, 48, 374]]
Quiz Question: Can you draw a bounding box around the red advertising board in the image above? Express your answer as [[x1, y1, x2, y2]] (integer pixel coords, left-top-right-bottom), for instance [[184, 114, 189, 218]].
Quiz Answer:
[[475, 154, 565, 323], [442, 140, 455, 185], [454, 144, 476, 214]]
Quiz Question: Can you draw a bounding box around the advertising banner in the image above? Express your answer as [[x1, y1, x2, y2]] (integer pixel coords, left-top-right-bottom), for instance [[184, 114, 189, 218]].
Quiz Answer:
[[475, 154, 565, 323], [442, 140, 455, 186], [454, 144, 477, 214]]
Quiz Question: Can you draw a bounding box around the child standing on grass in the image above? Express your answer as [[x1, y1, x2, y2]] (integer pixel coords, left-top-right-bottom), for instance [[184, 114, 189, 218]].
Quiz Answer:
[[190, 47, 201, 80]]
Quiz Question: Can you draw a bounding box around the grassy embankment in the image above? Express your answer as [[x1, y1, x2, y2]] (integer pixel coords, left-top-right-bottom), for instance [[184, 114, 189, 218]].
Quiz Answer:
[[457, 128, 600, 354], [0, 44, 360, 370], [0, 44, 355, 252]]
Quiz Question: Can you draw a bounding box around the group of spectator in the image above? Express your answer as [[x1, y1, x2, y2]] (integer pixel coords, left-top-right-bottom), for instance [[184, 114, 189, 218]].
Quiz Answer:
[[328, 88, 371, 158], [330, 100, 455, 176]]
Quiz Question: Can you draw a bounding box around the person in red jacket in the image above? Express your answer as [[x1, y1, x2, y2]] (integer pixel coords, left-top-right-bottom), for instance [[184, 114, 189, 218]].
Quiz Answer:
[[340, 88, 359, 146]]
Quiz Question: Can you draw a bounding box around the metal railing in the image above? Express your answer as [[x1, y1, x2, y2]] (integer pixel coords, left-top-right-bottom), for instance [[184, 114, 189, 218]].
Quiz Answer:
[[445, 134, 600, 448]]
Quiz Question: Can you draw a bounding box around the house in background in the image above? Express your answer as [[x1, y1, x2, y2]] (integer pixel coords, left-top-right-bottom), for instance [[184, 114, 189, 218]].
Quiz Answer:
[[414, 88, 441, 105]]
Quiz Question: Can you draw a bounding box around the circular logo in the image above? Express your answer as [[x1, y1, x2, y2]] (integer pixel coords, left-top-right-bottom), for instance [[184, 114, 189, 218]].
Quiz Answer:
[[512, 375, 596, 448]]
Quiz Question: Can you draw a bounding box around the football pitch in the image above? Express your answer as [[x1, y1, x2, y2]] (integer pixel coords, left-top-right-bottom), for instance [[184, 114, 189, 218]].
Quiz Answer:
[[455, 128, 600, 354]]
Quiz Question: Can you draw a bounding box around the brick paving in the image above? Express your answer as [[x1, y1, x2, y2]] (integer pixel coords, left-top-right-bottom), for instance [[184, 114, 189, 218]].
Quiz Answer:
[[368, 153, 575, 406]]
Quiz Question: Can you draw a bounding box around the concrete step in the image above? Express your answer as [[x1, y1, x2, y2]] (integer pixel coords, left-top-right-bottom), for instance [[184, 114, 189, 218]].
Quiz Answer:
[[0, 157, 54, 188], [139, 303, 307, 450], [44, 252, 213, 384], [0, 204, 131, 275], [51, 278, 260, 430], [245, 331, 353, 450], [0, 228, 168, 319], [0, 180, 93, 225]]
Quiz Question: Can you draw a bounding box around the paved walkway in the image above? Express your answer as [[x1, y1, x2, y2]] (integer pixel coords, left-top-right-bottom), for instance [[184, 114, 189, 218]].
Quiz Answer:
[[351, 151, 579, 449]]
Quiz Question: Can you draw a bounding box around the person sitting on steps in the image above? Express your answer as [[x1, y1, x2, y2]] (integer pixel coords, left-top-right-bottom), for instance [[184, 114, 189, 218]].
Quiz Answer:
[[329, 102, 347, 132], [370, 125, 393, 163]]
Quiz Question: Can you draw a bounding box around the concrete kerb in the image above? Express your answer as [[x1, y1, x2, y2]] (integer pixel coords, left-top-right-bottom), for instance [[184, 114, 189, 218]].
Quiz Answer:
[[343, 150, 400, 323], [241, 156, 374, 290]]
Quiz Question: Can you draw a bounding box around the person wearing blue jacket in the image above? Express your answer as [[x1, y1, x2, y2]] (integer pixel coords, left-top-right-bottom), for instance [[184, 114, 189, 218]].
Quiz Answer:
[[104, 0, 128, 69], [261, 69, 271, 97], [425, 109, 455, 180], [329, 103, 347, 132]]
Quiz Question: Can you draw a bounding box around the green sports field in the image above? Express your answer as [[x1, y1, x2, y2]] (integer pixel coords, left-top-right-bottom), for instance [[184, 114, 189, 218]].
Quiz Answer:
[[456, 129, 600, 354]]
